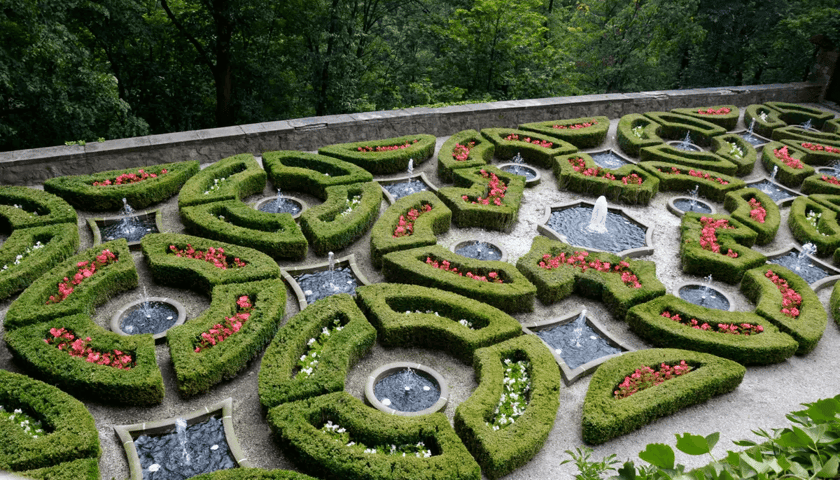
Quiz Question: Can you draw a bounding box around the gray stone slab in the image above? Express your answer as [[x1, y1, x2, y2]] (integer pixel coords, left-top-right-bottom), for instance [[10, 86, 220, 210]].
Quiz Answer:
[[84, 136, 152, 155]]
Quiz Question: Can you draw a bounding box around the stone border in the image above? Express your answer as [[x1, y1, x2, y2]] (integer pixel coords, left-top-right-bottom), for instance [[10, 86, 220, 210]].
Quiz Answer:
[[364, 362, 449, 416], [667, 196, 717, 218], [449, 239, 508, 263], [377, 173, 438, 205], [280, 253, 371, 311], [732, 129, 772, 150], [87, 210, 164, 250], [583, 148, 638, 168], [765, 245, 840, 292], [665, 140, 703, 152], [497, 163, 541, 187], [744, 177, 802, 207], [252, 195, 308, 220], [674, 281, 735, 312], [109, 296, 187, 343], [113, 397, 251, 480]]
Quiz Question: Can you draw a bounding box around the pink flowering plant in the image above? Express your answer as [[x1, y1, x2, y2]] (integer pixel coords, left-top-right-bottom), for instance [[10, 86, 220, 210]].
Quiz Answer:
[[425, 256, 504, 283], [538, 250, 642, 288], [821, 175, 840, 186], [194, 295, 254, 352], [92, 168, 167, 186], [553, 120, 598, 130], [764, 270, 802, 318], [801, 142, 840, 154], [698, 217, 739, 258], [660, 311, 764, 335], [357, 139, 418, 152], [486, 358, 530, 431], [613, 361, 692, 399], [658, 166, 729, 185], [44, 327, 135, 369], [697, 107, 731, 115], [567, 157, 643, 185], [503, 133, 554, 149], [773, 146, 804, 169], [392, 204, 432, 238], [452, 141, 476, 161], [168, 244, 246, 269], [295, 318, 344, 378], [46, 249, 118, 304], [461, 169, 507, 206], [748, 198, 767, 223]]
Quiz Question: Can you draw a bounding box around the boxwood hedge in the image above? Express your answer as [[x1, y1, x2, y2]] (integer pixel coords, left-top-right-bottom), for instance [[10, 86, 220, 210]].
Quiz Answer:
[[723, 188, 781, 245], [744, 104, 786, 139], [830, 280, 840, 326], [801, 172, 840, 195], [764, 101, 834, 129], [0, 186, 77, 228], [262, 151, 374, 200], [643, 112, 726, 147], [0, 223, 79, 301], [318, 134, 436, 175], [435, 165, 526, 232], [480, 127, 577, 169], [760, 141, 814, 188], [679, 212, 766, 284], [772, 126, 840, 149], [826, 118, 840, 135], [17, 457, 100, 480], [640, 144, 738, 176], [787, 196, 840, 257], [671, 105, 740, 131], [710, 134, 757, 176], [369, 191, 451, 268], [616, 114, 664, 157], [178, 154, 266, 208], [518, 116, 609, 149], [782, 138, 840, 166], [299, 181, 382, 255], [553, 153, 659, 205], [636, 162, 744, 202], [437, 130, 495, 183], [192, 469, 319, 480]]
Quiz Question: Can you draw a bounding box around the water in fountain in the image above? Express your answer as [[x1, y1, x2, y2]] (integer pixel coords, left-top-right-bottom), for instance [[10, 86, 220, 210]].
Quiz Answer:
[[591, 151, 630, 169], [500, 152, 537, 180], [801, 119, 815, 131], [295, 252, 359, 305], [102, 198, 157, 242], [328, 252, 336, 290], [673, 186, 712, 214], [678, 275, 730, 311], [770, 244, 830, 284], [689, 186, 699, 210], [585, 196, 609, 234], [535, 309, 622, 369], [134, 416, 235, 480], [674, 132, 700, 151], [770, 165, 778, 182], [547, 205, 646, 254], [374, 367, 440, 413], [795, 243, 818, 272], [757, 166, 783, 199], [257, 189, 302, 215], [407, 158, 414, 177], [741, 118, 764, 146], [176, 418, 191, 465], [455, 241, 503, 261], [120, 287, 178, 335], [382, 159, 428, 201]]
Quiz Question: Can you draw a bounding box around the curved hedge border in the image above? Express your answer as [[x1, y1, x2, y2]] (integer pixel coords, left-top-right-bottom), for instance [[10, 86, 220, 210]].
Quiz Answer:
[[679, 212, 766, 284], [671, 105, 740, 131], [741, 265, 826, 355], [826, 118, 840, 135], [318, 134, 437, 175], [267, 391, 481, 480], [830, 280, 840, 326], [581, 348, 745, 445], [772, 127, 840, 149], [369, 191, 451, 269], [764, 101, 834, 130], [802, 172, 840, 195], [516, 236, 664, 319], [299, 181, 382, 256], [0, 370, 100, 474], [381, 244, 536, 314], [760, 141, 814, 188], [710, 134, 757, 176], [0, 186, 77, 228], [518, 116, 609, 149], [480, 127, 577, 169], [636, 161, 744, 202], [787, 196, 840, 257], [723, 187, 781, 245], [192, 469, 319, 480], [0, 223, 79, 301], [625, 295, 798, 365], [437, 130, 495, 183], [43, 160, 199, 211], [640, 144, 738, 176], [178, 154, 266, 208], [435, 165, 526, 232], [744, 104, 786, 139], [16, 457, 99, 480], [643, 112, 726, 147], [263, 150, 374, 200], [616, 114, 664, 157], [552, 153, 660, 205], [354, 283, 522, 362], [168, 279, 286, 397], [782, 138, 840, 166], [259, 294, 376, 408], [180, 200, 308, 260], [454, 335, 560, 479]]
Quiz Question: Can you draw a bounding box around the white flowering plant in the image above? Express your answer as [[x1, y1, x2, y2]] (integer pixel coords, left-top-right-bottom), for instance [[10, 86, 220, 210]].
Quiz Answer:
[[295, 318, 344, 378], [486, 358, 531, 431], [1, 241, 44, 273], [403, 309, 476, 330], [320, 420, 432, 458], [726, 142, 744, 160], [339, 194, 362, 218], [1, 405, 44, 438], [203, 177, 227, 195]]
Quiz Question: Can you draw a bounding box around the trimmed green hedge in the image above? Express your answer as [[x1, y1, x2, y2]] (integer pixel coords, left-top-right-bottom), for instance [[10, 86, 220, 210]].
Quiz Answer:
[[826, 118, 840, 135], [0, 186, 77, 228], [263, 151, 374, 200], [369, 191, 451, 269], [4, 239, 137, 330], [43, 160, 199, 211], [671, 105, 740, 131], [381, 244, 536, 314], [640, 144, 738, 176], [636, 162, 744, 202], [744, 104, 786, 139], [741, 265, 826, 355], [267, 391, 480, 480], [515, 236, 665, 319], [0, 370, 100, 473], [723, 188, 781, 245], [810, 193, 840, 213], [480, 127, 577, 169], [553, 153, 659, 205], [259, 294, 376, 409], [354, 283, 522, 362], [299, 181, 382, 256], [710, 134, 757, 176], [437, 130, 495, 183], [830, 280, 840, 326], [782, 137, 840, 166], [787, 196, 840, 257], [141, 233, 280, 293], [581, 348, 745, 445], [435, 165, 526, 232], [760, 141, 814, 188], [625, 295, 798, 365], [772, 127, 840, 150], [180, 200, 308, 260], [643, 112, 726, 147], [0, 223, 79, 301], [518, 116, 609, 149], [18, 457, 100, 480], [679, 212, 766, 284], [192, 468, 319, 480], [168, 279, 286, 397], [454, 335, 560, 479], [318, 134, 437, 175], [616, 114, 664, 157], [801, 172, 840, 195], [764, 101, 834, 129], [4, 313, 164, 405], [178, 154, 266, 208]]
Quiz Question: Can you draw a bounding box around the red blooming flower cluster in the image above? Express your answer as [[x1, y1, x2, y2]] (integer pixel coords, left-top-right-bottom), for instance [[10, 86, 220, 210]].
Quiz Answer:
[[393, 204, 433, 238], [552, 120, 598, 129], [357, 139, 418, 152], [461, 169, 507, 206], [660, 311, 764, 335], [697, 107, 731, 115], [503, 134, 553, 148], [194, 295, 254, 353], [764, 270, 802, 318], [748, 198, 767, 223], [169, 244, 246, 269], [821, 175, 840, 186], [425, 257, 503, 283], [698, 217, 738, 258], [44, 327, 134, 369], [688, 169, 729, 185], [567, 157, 643, 185], [452, 142, 475, 161], [46, 249, 118, 304], [801, 142, 840, 154], [538, 251, 642, 288], [93, 168, 167, 186], [614, 361, 692, 399], [773, 146, 804, 169]]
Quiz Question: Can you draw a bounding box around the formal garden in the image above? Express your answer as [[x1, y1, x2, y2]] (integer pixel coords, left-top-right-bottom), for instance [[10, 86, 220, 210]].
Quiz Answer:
[[2, 100, 840, 479]]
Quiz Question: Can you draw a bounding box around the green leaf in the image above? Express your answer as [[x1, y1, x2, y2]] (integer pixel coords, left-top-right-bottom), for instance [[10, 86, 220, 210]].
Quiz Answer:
[[738, 452, 770, 474], [817, 455, 839, 478], [616, 462, 637, 480], [639, 443, 675, 470], [676, 432, 713, 456], [705, 432, 720, 452], [803, 398, 840, 424]]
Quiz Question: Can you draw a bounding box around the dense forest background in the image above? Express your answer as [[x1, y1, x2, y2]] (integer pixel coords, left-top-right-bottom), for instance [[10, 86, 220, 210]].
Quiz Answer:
[[1, 0, 839, 151]]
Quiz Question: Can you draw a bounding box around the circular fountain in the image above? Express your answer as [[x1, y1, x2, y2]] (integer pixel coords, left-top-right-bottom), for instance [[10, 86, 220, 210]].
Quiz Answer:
[[93, 198, 160, 247], [451, 239, 507, 262], [667, 186, 715, 217], [365, 362, 448, 416], [666, 132, 703, 152], [676, 276, 733, 311], [111, 287, 187, 342], [254, 189, 306, 218], [498, 152, 540, 187]]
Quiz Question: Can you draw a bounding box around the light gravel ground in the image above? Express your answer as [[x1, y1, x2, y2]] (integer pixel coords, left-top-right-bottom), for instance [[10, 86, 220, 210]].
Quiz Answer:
[[2, 103, 840, 479]]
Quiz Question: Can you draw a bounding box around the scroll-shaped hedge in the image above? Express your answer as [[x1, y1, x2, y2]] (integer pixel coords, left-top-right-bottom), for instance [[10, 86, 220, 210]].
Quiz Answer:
[[4, 239, 137, 330], [354, 283, 522, 361], [787, 196, 840, 257], [381, 244, 536, 313], [369, 191, 451, 268], [741, 265, 826, 355], [180, 200, 308, 260], [671, 105, 740, 131], [0, 223, 79, 301], [643, 112, 726, 147], [616, 114, 664, 157], [636, 162, 744, 202], [191, 469, 319, 480], [515, 236, 665, 319], [0, 186, 77, 228], [480, 127, 577, 169], [43, 160, 199, 211], [454, 335, 560, 479], [318, 134, 436, 175], [436, 165, 526, 232], [141, 233, 280, 293], [640, 144, 738, 176], [760, 141, 814, 188], [764, 101, 834, 130], [553, 152, 660, 205], [259, 294, 375, 408], [772, 127, 840, 150], [263, 151, 374, 199], [782, 138, 840, 166], [723, 188, 781, 245], [679, 212, 766, 284], [625, 295, 798, 365], [744, 104, 786, 139], [0, 370, 100, 474], [802, 172, 840, 196], [178, 154, 266, 207], [518, 116, 609, 149], [581, 348, 746, 444], [299, 181, 382, 255], [710, 134, 757, 176], [267, 391, 480, 480], [437, 130, 495, 182], [168, 279, 286, 397], [16, 457, 99, 480], [826, 118, 840, 135]]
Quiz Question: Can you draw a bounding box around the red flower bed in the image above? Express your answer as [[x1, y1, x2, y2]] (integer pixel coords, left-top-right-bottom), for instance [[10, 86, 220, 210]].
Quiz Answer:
[[44, 327, 134, 369], [773, 146, 804, 169], [614, 361, 692, 399], [567, 157, 643, 185], [821, 175, 840, 186], [698, 217, 738, 258], [697, 107, 731, 115], [503, 134, 553, 148], [46, 249, 118, 304], [452, 142, 475, 161], [748, 198, 767, 223], [552, 120, 598, 129], [92, 168, 167, 186], [357, 139, 419, 152], [764, 270, 802, 318], [194, 295, 254, 353], [538, 250, 642, 288], [425, 257, 503, 283], [393, 204, 433, 238], [461, 169, 507, 206], [658, 166, 729, 185], [169, 244, 246, 269], [660, 311, 764, 335], [801, 142, 840, 154]]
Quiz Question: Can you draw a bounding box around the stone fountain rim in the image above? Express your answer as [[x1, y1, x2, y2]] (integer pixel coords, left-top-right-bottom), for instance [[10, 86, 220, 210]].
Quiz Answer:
[[585, 148, 639, 167], [280, 253, 371, 311], [496, 162, 542, 187], [764, 244, 840, 292], [673, 281, 736, 312], [744, 177, 801, 207], [665, 139, 704, 152], [449, 239, 508, 263], [88, 209, 164, 250], [666, 196, 717, 218], [376, 172, 438, 205], [364, 361, 449, 417], [252, 194, 308, 220], [110, 295, 187, 343], [731, 129, 772, 149]]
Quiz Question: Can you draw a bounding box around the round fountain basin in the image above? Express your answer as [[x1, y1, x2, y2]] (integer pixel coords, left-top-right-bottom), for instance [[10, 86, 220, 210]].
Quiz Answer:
[[365, 362, 448, 416], [111, 297, 187, 343], [133, 416, 236, 479], [749, 180, 797, 204], [677, 284, 732, 311], [254, 196, 305, 217], [739, 133, 766, 147], [668, 197, 715, 217], [546, 206, 647, 254], [498, 163, 540, 186], [666, 140, 703, 152], [451, 240, 506, 262]]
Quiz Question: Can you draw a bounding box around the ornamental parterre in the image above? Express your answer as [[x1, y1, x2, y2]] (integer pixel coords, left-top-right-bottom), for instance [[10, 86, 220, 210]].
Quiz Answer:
[[553, 120, 598, 129], [92, 168, 167, 186], [503, 133, 553, 148], [169, 244, 246, 269], [773, 146, 804, 169], [461, 169, 507, 206], [393, 204, 433, 238], [452, 142, 475, 161], [44, 327, 135, 369], [764, 270, 803, 318], [357, 139, 419, 152], [614, 361, 692, 399], [194, 295, 254, 353], [538, 251, 642, 288], [425, 256, 504, 283], [46, 249, 118, 304], [567, 157, 643, 185], [698, 217, 738, 258], [660, 311, 764, 335]]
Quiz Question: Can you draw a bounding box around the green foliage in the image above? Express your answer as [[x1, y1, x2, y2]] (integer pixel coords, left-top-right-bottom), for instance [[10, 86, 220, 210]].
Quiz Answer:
[[640, 145, 739, 176], [298, 181, 382, 256], [744, 104, 786, 139], [0, 186, 78, 229], [553, 153, 660, 205], [671, 106, 740, 131], [0, 223, 80, 301], [191, 469, 319, 480], [760, 141, 814, 188], [787, 196, 840, 257], [369, 191, 451, 269], [437, 130, 495, 183], [710, 134, 758, 176], [765, 102, 835, 129], [616, 114, 665, 158], [480, 127, 578, 169], [679, 212, 767, 284], [519, 116, 610, 149], [637, 161, 744, 202], [262, 151, 374, 200], [318, 134, 436, 175], [435, 165, 526, 232], [643, 112, 727, 147], [782, 137, 840, 167], [178, 154, 266, 208], [723, 188, 781, 245]]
